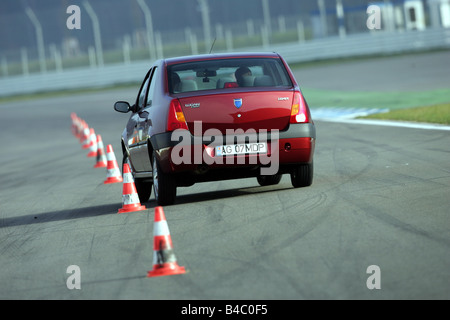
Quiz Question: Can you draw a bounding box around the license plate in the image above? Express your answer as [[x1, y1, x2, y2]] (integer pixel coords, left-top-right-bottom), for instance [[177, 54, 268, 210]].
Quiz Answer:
[[215, 142, 267, 156]]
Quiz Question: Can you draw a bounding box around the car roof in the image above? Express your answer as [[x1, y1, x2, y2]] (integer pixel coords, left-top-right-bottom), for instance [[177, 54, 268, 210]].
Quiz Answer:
[[164, 52, 281, 65]]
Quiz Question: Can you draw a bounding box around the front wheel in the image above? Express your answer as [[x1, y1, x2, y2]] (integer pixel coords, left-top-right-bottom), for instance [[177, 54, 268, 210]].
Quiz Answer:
[[290, 162, 313, 188], [152, 151, 177, 206]]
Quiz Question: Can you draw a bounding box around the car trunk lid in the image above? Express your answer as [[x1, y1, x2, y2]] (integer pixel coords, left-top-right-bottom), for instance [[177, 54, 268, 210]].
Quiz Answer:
[[178, 90, 294, 136]]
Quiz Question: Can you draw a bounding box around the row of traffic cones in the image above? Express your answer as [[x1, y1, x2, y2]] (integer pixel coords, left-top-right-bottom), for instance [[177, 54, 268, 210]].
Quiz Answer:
[[70, 112, 185, 277], [71, 113, 143, 207], [71, 112, 108, 169]]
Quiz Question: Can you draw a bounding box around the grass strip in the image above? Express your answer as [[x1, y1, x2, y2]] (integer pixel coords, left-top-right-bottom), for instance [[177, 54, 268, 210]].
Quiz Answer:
[[359, 103, 450, 125]]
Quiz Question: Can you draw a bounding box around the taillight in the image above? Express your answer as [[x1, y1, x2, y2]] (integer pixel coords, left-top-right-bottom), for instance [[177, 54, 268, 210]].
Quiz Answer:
[[290, 91, 310, 123], [167, 99, 188, 131]]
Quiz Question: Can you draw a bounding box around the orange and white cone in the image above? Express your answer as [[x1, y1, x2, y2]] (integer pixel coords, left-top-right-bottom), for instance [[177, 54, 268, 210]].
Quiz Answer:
[[81, 123, 91, 149], [77, 120, 85, 143], [118, 163, 147, 213], [75, 117, 83, 139], [71, 113, 80, 138], [94, 135, 107, 168], [86, 129, 98, 157], [103, 144, 123, 184], [147, 206, 186, 277]]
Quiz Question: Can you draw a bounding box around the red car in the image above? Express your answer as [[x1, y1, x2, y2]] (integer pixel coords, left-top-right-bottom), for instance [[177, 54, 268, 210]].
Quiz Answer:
[[114, 52, 315, 205]]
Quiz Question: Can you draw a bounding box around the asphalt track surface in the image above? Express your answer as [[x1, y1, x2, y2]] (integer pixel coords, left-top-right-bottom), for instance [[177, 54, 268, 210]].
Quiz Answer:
[[294, 50, 450, 92], [1, 52, 449, 300]]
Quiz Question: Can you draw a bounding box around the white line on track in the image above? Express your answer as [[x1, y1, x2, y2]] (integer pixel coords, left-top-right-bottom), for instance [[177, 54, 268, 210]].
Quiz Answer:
[[311, 107, 450, 131], [317, 118, 450, 131], [311, 107, 390, 120]]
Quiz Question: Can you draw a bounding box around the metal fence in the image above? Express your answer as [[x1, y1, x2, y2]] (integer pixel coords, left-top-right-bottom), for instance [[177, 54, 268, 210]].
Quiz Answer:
[[276, 27, 450, 62], [1, 27, 449, 97]]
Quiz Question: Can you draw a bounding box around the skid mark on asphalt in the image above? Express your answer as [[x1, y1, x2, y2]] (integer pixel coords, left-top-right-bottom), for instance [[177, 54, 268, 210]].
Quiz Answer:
[[201, 203, 333, 295], [330, 145, 376, 191], [342, 191, 450, 249]]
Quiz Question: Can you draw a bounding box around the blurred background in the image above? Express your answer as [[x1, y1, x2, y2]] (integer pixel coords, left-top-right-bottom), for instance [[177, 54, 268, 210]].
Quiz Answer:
[[1, 0, 449, 96]]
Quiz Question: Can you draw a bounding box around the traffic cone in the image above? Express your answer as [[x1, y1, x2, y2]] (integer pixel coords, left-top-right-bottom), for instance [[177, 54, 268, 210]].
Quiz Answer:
[[74, 115, 83, 139], [147, 206, 186, 277], [94, 135, 107, 168], [86, 129, 98, 157], [81, 123, 91, 149], [103, 144, 123, 184], [79, 120, 87, 143], [70, 113, 80, 138], [118, 163, 147, 213]]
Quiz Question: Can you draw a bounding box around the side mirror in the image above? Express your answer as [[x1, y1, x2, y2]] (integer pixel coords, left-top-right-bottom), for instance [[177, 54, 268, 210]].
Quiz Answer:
[[114, 101, 131, 113]]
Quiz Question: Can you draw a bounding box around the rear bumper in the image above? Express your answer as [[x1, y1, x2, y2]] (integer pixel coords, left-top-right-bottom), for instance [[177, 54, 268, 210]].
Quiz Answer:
[[150, 122, 315, 175], [150, 122, 315, 149]]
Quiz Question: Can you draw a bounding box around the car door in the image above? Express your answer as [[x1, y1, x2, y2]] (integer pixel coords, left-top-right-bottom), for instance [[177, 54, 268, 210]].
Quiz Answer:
[[137, 66, 159, 172], [128, 68, 153, 172]]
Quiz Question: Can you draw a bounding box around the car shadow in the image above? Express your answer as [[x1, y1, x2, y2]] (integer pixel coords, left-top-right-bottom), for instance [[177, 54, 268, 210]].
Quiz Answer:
[[0, 202, 125, 228], [2, 185, 293, 227], [162, 183, 293, 206]]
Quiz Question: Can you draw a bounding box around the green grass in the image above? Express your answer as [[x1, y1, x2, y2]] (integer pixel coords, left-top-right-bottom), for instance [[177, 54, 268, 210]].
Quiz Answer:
[[359, 103, 450, 125], [302, 88, 450, 110], [302, 85, 450, 124]]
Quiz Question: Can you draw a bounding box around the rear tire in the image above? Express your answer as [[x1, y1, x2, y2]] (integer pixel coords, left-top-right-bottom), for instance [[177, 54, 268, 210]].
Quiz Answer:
[[290, 162, 313, 188], [152, 151, 177, 206], [257, 173, 282, 186]]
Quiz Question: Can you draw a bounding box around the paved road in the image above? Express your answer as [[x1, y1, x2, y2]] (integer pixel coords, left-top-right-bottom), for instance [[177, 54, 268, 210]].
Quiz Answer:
[[0, 53, 449, 301], [293, 50, 450, 92]]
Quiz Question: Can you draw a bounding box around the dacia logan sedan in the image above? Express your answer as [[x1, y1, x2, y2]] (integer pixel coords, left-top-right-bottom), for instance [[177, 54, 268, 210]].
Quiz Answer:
[[114, 52, 315, 205]]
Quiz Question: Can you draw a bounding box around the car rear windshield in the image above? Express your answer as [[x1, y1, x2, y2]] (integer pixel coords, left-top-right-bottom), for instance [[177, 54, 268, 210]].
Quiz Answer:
[[167, 57, 293, 94]]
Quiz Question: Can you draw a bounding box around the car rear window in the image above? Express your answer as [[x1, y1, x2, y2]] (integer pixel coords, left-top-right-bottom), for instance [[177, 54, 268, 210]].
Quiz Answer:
[[167, 58, 293, 94]]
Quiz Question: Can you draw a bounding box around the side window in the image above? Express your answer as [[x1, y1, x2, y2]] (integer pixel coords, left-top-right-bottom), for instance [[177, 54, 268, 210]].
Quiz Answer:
[[147, 67, 158, 107], [137, 70, 151, 110]]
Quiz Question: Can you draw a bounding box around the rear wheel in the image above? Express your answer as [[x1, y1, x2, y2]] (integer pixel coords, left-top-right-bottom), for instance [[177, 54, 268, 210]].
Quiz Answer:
[[152, 151, 177, 206], [257, 173, 282, 186], [290, 162, 313, 188], [122, 154, 152, 202]]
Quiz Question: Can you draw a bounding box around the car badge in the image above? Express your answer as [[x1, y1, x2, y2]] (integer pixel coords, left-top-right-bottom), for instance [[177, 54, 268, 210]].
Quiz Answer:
[[185, 103, 200, 108], [234, 98, 243, 109]]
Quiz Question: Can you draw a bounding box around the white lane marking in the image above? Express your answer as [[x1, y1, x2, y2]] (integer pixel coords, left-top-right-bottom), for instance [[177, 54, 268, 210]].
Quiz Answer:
[[318, 118, 450, 131], [311, 107, 450, 131], [311, 107, 389, 120]]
